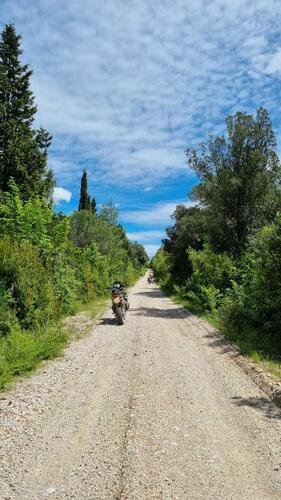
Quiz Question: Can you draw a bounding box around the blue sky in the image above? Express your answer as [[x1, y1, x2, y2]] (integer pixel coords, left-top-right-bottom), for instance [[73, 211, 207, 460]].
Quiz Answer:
[[1, 0, 281, 256]]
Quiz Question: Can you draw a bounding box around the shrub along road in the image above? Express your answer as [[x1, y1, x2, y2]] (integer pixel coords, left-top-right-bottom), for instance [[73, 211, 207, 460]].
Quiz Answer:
[[0, 275, 281, 499]]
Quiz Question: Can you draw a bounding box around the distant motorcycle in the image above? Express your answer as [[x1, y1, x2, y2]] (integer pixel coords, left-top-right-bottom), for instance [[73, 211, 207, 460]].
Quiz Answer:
[[111, 282, 129, 325], [147, 272, 154, 284]]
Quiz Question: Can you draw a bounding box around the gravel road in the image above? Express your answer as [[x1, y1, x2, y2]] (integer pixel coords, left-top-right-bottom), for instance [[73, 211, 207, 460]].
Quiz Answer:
[[0, 275, 281, 499]]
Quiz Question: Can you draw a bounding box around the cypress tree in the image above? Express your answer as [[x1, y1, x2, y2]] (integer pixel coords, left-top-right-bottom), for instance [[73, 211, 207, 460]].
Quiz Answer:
[[91, 197, 97, 214], [0, 24, 54, 200], [78, 170, 91, 210]]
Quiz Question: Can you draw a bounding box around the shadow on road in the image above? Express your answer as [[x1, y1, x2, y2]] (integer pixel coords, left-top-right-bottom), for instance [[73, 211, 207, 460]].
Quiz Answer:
[[129, 306, 191, 319], [232, 396, 281, 420], [135, 289, 165, 299], [204, 331, 238, 354], [98, 317, 116, 326]]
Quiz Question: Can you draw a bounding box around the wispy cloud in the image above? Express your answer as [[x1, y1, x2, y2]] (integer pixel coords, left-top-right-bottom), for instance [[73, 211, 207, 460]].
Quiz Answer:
[[127, 229, 166, 257], [122, 201, 194, 226], [1, 0, 281, 192], [127, 230, 164, 242], [266, 48, 281, 74]]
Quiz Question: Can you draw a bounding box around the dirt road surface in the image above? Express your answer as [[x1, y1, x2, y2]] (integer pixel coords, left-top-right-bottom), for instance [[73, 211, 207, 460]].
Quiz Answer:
[[1, 275, 281, 499]]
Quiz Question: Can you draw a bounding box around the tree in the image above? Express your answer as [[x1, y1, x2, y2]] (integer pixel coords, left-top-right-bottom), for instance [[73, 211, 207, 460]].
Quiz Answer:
[[91, 197, 97, 214], [129, 241, 149, 268], [163, 205, 207, 279], [187, 108, 281, 256], [69, 210, 96, 247], [151, 247, 170, 283], [0, 24, 54, 200], [100, 199, 119, 225], [0, 179, 53, 251], [78, 170, 91, 211]]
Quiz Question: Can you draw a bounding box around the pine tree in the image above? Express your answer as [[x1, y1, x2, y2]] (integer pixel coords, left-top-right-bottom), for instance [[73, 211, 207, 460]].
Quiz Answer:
[[0, 24, 54, 200], [91, 197, 97, 214], [78, 170, 91, 210]]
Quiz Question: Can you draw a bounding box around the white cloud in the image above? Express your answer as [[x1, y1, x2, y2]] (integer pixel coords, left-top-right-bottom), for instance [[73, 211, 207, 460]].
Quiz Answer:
[[1, 0, 281, 190], [266, 48, 281, 74], [127, 230, 164, 242], [53, 187, 72, 203], [122, 201, 194, 226]]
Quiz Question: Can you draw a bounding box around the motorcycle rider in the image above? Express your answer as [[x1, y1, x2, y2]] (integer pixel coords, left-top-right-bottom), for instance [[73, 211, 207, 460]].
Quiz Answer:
[[147, 272, 154, 284], [112, 280, 129, 310]]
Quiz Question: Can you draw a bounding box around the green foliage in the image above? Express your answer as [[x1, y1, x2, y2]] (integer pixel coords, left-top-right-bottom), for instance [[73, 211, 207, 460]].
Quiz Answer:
[[187, 108, 281, 256], [183, 245, 236, 311], [91, 197, 97, 214], [78, 169, 91, 211], [188, 244, 236, 292], [0, 282, 19, 336], [0, 180, 53, 250], [164, 205, 207, 279], [69, 210, 97, 248], [219, 213, 281, 337], [129, 241, 149, 269], [51, 252, 79, 314], [100, 199, 119, 225], [0, 236, 56, 332], [0, 24, 54, 201], [151, 248, 173, 290], [0, 327, 67, 389]]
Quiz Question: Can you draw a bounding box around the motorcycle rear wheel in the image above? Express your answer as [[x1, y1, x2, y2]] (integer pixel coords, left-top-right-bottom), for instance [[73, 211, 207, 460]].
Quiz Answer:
[[116, 306, 125, 325]]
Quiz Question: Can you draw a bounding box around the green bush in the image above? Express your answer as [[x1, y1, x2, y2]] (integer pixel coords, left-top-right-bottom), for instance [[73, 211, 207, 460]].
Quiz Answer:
[[219, 213, 281, 338], [0, 236, 56, 333], [218, 282, 247, 330], [0, 282, 20, 335], [151, 248, 173, 289], [0, 327, 67, 389], [188, 244, 236, 291], [183, 245, 236, 311], [0, 180, 53, 251]]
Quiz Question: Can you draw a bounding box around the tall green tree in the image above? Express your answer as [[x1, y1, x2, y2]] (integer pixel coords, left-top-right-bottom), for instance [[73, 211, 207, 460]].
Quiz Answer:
[[0, 24, 54, 200], [129, 241, 149, 268], [163, 205, 207, 279], [187, 108, 281, 256], [91, 196, 97, 214], [78, 169, 91, 210]]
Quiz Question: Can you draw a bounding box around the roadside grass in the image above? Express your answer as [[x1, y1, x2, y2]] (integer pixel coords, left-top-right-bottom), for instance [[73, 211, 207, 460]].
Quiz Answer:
[[169, 292, 281, 380], [0, 297, 109, 391], [0, 325, 67, 390], [76, 297, 109, 320]]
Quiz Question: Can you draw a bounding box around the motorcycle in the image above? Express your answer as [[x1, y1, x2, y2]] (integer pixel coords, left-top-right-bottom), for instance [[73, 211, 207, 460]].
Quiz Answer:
[[111, 282, 129, 325], [147, 273, 154, 284]]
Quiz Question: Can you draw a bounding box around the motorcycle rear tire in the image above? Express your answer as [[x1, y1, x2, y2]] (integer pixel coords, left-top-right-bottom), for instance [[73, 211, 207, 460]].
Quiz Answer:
[[116, 306, 124, 325]]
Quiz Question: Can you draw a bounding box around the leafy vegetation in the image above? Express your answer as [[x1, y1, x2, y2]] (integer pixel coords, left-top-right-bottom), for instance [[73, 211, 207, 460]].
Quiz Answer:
[[0, 24, 148, 388], [152, 108, 281, 375]]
